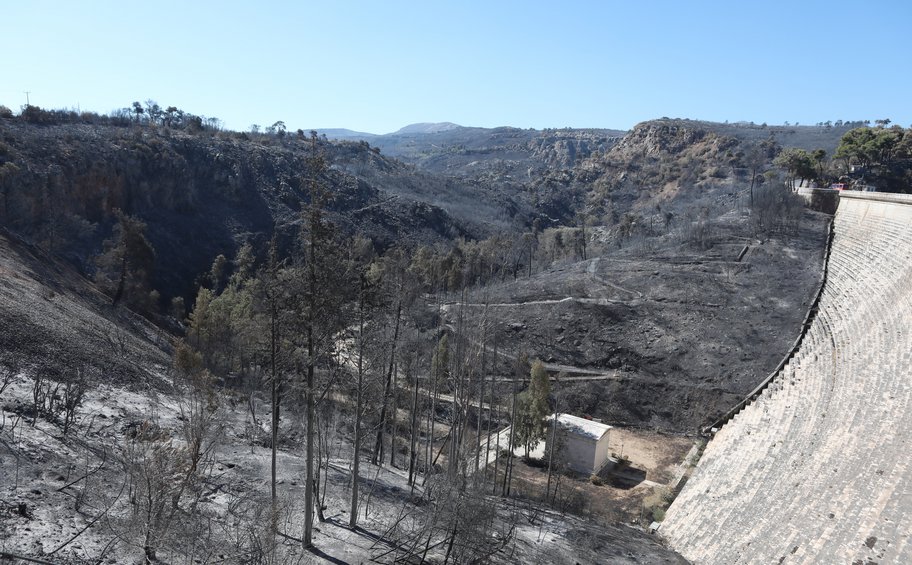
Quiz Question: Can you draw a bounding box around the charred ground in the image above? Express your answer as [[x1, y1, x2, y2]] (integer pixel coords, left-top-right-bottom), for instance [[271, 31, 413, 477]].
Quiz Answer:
[[444, 208, 829, 431]]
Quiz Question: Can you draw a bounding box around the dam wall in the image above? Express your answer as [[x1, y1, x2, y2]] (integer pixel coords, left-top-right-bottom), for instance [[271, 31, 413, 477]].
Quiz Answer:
[[661, 192, 912, 564]]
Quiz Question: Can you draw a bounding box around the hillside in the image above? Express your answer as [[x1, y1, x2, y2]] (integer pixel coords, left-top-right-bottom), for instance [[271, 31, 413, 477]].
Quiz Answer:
[[0, 227, 169, 385], [0, 223, 687, 564], [322, 119, 853, 228], [529, 119, 856, 223], [0, 114, 842, 424], [319, 119, 852, 183], [0, 112, 847, 564], [0, 119, 532, 303], [441, 206, 830, 431], [318, 123, 626, 179]]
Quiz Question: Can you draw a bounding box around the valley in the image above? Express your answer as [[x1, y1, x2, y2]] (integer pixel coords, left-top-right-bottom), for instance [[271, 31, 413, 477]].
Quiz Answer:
[[0, 110, 879, 563]]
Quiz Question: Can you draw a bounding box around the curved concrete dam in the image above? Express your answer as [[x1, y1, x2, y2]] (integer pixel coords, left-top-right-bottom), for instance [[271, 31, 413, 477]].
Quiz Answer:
[[661, 192, 912, 564]]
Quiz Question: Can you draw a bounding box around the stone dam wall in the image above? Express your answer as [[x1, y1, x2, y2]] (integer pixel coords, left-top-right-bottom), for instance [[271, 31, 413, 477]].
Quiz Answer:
[[660, 191, 912, 564]]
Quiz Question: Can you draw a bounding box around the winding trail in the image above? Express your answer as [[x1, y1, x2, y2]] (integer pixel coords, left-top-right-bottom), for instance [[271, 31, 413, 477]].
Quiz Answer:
[[587, 257, 644, 298], [436, 322, 737, 393], [442, 296, 623, 309]]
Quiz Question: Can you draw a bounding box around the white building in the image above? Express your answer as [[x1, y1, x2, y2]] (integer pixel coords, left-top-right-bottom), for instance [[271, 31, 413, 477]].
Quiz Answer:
[[546, 413, 612, 475]]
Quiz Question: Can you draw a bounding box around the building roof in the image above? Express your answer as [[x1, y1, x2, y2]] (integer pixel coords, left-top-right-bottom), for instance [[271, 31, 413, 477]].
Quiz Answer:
[[548, 413, 612, 440]]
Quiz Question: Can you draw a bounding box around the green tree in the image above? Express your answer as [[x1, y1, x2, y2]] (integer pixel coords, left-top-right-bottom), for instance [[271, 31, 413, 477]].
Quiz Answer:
[[209, 254, 228, 293], [144, 100, 162, 125], [811, 149, 828, 181], [257, 236, 287, 531], [514, 359, 551, 459], [164, 106, 180, 127], [295, 131, 356, 546], [834, 126, 912, 191], [835, 127, 876, 171], [94, 211, 156, 309], [229, 242, 256, 288], [773, 147, 816, 188], [835, 126, 909, 171], [187, 287, 214, 360]]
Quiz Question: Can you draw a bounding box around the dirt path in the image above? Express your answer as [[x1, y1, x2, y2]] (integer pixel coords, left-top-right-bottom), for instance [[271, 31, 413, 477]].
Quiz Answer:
[[437, 322, 735, 393], [442, 296, 624, 308], [587, 257, 644, 298]]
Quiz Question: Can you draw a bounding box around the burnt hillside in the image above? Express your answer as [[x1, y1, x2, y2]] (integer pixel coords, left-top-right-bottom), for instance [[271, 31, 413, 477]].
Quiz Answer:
[[0, 120, 523, 303]]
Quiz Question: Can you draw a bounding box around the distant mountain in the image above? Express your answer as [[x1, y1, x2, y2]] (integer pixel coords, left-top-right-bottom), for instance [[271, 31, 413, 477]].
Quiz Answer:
[[315, 123, 463, 140], [313, 128, 378, 140], [392, 122, 462, 135], [367, 125, 628, 179]]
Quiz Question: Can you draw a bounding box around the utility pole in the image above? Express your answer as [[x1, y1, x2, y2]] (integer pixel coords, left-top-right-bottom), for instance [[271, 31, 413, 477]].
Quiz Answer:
[[23, 91, 31, 107]]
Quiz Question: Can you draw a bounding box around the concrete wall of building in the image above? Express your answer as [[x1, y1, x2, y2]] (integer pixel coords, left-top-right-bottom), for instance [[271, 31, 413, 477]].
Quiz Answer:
[[553, 430, 597, 475], [592, 432, 611, 473]]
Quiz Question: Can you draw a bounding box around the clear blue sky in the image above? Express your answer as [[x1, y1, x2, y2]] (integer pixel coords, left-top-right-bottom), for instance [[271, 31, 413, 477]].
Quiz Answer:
[[2, 1, 910, 134]]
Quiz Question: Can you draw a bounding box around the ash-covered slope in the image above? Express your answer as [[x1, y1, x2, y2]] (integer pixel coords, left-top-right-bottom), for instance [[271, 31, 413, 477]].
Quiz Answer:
[[444, 208, 830, 432], [0, 227, 170, 385], [0, 222, 688, 565]]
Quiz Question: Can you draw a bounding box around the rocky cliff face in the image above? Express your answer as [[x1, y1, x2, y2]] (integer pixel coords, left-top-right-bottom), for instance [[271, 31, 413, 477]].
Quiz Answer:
[[0, 121, 491, 303], [527, 129, 623, 169], [518, 120, 746, 227], [611, 120, 711, 157]]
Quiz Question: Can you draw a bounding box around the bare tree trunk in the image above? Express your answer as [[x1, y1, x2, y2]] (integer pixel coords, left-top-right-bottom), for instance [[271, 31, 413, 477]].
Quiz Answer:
[[373, 301, 401, 465], [749, 166, 757, 208], [270, 301, 280, 532], [350, 282, 365, 528], [304, 307, 315, 547], [390, 361, 399, 468], [426, 294, 441, 482], [546, 403, 559, 502], [474, 305, 488, 476], [304, 134, 322, 548], [426, 352, 439, 482], [444, 522, 458, 564], [315, 409, 326, 523], [485, 337, 497, 480], [502, 376, 518, 497], [581, 218, 588, 261], [449, 290, 467, 479], [408, 348, 420, 488], [447, 391, 459, 480], [528, 242, 534, 278], [492, 399, 501, 494]]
